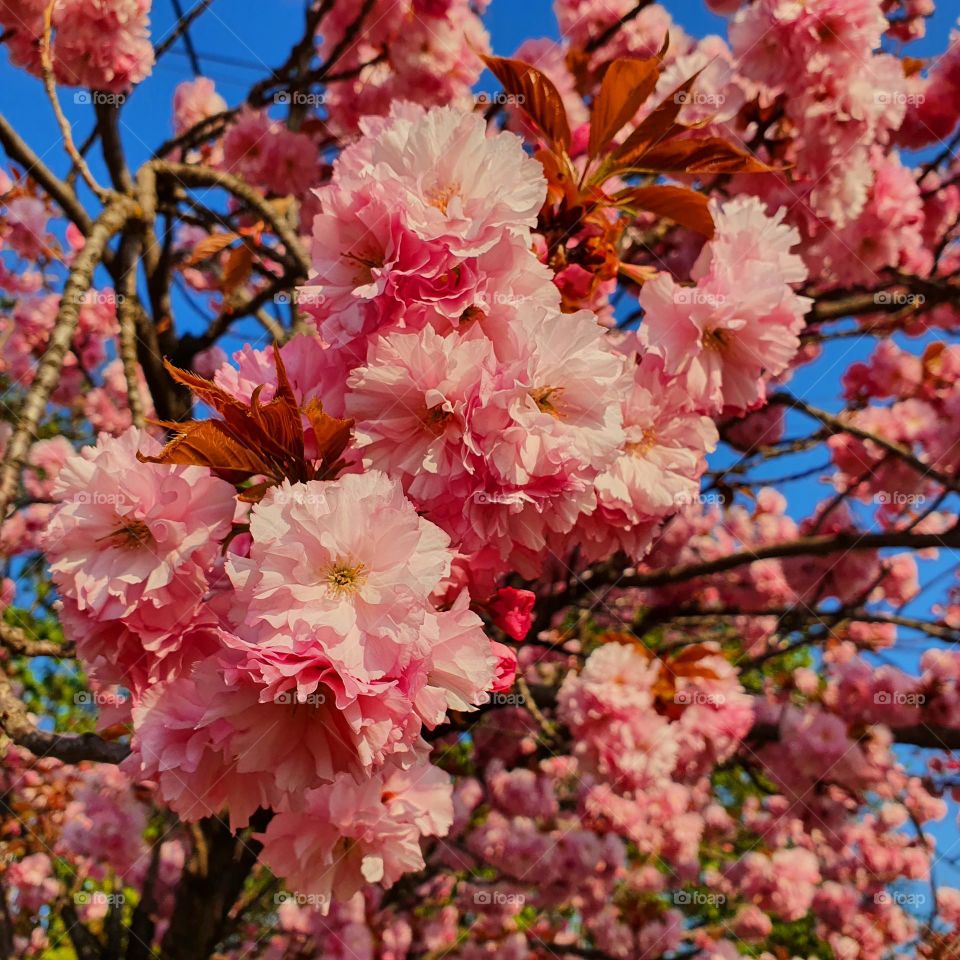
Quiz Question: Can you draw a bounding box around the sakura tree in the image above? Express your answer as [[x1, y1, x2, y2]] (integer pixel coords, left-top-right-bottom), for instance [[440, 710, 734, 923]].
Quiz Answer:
[[1, 0, 960, 958]]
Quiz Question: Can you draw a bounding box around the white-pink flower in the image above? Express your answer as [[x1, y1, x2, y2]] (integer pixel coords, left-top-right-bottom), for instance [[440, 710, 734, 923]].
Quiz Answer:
[[228, 472, 453, 677], [258, 763, 453, 909], [639, 198, 811, 413], [43, 427, 236, 642]]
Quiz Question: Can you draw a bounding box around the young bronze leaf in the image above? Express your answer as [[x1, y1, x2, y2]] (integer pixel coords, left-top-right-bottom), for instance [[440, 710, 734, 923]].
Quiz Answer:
[[184, 231, 239, 266], [221, 244, 254, 296], [588, 57, 661, 160], [612, 68, 705, 169], [141, 348, 354, 491], [615, 184, 715, 237], [303, 398, 355, 479], [137, 419, 275, 481], [159, 359, 251, 418], [634, 136, 774, 174], [481, 53, 571, 152]]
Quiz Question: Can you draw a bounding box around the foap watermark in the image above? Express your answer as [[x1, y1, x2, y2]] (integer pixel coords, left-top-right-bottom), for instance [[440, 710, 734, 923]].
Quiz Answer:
[[478, 691, 526, 707], [874, 891, 927, 907], [874, 492, 925, 506], [275, 91, 328, 107], [673, 288, 728, 308], [75, 690, 130, 708], [68, 491, 130, 506], [270, 487, 326, 506], [75, 290, 126, 307], [874, 91, 925, 107], [674, 91, 726, 107], [474, 91, 526, 107], [274, 891, 329, 908], [874, 690, 925, 707], [75, 891, 125, 907], [473, 890, 526, 906], [874, 290, 925, 307], [74, 91, 126, 107], [275, 290, 326, 306], [473, 291, 532, 310], [472, 490, 527, 506], [673, 491, 726, 507], [673, 890, 726, 906], [675, 689, 726, 707], [273, 690, 327, 707]]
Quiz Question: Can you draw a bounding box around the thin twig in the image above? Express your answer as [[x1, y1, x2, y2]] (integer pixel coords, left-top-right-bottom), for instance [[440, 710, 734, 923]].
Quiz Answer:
[[38, 0, 109, 202]]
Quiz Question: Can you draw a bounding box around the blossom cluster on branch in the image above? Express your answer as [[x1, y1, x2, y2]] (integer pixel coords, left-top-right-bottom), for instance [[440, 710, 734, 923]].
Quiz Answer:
[[1, 0, 960, 958]]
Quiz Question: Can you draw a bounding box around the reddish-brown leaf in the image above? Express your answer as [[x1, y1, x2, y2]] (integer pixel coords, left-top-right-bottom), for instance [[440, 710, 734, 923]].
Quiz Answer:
[[140, 350, 354, 493], [670, 644, 718, 666], [184, 231, 238, 266], [612, 69, 705, 169], [614, 184, 715, 237], [481, 53, 571, 152], [632, 136, 774, 174], [588, 57, 662, 160], [303, 398, 355, 479], [156, 360, 251, 419], [221, 244, 254, 296], [139, 419, 275, 481]]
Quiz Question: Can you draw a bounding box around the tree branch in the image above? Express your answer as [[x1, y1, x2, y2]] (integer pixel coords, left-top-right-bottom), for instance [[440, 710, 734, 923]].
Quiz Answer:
[[0, 669, 129, 764], [0, 197, 136, 522]]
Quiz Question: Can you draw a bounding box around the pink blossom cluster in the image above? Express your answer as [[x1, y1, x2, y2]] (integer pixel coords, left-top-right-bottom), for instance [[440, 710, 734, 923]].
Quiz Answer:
[[222, 108, 322, 199], [898, 20, 960, 148], [42, 426, 500, 903], [728, 0, 906, 231], [832, 339, 960, 505], [294, 105, 806, 585], [315, 0, 490, 134], [0, 0, 154, 93], [638, 197, 811, 415]]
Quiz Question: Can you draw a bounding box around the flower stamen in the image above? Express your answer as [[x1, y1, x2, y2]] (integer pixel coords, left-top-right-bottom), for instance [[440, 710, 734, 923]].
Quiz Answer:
[[323, 559, 368, 596]]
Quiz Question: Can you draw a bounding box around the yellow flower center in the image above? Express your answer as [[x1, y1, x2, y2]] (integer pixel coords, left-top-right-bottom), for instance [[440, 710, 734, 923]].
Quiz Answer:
[[425, 183, 461, 216], [323, 559, 368, 596], [626, 427, 657, 456], [530, 386, 565, 418]]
